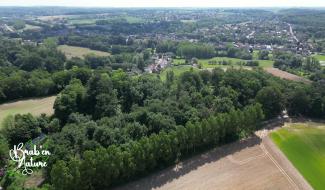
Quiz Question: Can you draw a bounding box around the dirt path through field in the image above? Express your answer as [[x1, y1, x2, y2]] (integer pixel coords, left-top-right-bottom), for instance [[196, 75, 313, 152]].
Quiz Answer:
[[115, 120, 313, 190], [262, 136, 313, 190]]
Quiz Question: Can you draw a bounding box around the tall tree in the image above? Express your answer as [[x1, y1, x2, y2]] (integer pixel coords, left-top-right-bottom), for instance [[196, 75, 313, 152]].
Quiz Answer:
[[256, 86, 284, 119]]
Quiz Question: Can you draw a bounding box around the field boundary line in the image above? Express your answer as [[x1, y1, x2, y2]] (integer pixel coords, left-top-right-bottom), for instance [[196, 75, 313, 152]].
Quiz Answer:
[[260, 143, 299, 190], [227, 152, 266, 165]]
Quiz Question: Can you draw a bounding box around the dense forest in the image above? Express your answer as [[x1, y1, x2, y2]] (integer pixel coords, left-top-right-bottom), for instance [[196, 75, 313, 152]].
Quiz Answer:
[[2, 51, 325, 189], [1, 7, 325, 190], [0, 37, 153, 103]]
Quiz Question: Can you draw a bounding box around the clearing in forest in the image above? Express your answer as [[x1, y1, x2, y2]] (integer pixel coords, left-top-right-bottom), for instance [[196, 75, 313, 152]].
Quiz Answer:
[[0, 96, 56, 127], [58, 45, 110, 59]]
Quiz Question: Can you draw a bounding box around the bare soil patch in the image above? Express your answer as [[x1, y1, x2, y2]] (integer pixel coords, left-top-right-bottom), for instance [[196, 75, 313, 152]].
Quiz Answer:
[[115, 121, 312, 190], [264, 68, 311, 84], [58, 45, 110, 59]]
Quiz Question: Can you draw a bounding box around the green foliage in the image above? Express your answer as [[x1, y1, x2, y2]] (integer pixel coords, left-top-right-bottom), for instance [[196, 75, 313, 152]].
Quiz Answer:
[[273, 51, 303, 69], [258, 50, 269, 60], [51, 160, 78, 190], [13, 45, 65, 72], [3, 51, 325, 190], [1, 170, 26, 190], [0, 135, 9, 167], [1, 114, 41, 145], [3, 9, 325, 190], [0, 38, 91, 103], [132, 53, 145, 71], [54, 79, 86, 122], [50, 104, 264, 189], [176, 42, 215, 59], [156, 40, 177, 53], [85, 73, 119, 119], [12, 20, 26, 30], [286, 86, 310, 116], [226, 47, 252, 60], [165, 70, 174, 88], [304, 57, 320, 72], [65, 57, 86, 69], [256, 86, 285, 119], [280, 9, 325, 39]]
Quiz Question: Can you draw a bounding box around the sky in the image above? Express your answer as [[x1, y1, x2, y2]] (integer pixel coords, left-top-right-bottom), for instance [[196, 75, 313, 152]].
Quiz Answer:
[[0, 0, 325, 7]]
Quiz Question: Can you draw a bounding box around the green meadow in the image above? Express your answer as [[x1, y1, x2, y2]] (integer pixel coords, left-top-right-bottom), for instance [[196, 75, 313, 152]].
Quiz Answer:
[[0, 96, 56, 128], [271, 123, 325, 190], [172, 56, 274, 69], [313, 54, 325, 62], [58, 45, 110, 59]]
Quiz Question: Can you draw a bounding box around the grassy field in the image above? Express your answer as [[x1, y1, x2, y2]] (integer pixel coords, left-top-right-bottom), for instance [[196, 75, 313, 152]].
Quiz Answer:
[[67, 15, 145, 25], [271, 123, 325, 190], [58, 45, 110, 59], [121, 16, 145, 23], [313, 54, 325, 61], [313, 54, 325, 67], [172, 57, 274, 69], [38, 15, 75, 21], [0, 96, 56, 128], [22, 24, 42, 31], [68, 18, 97, 25]]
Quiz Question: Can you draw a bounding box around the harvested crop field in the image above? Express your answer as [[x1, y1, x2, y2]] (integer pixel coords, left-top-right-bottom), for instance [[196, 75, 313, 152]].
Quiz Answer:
[[264, 68, 311, 84], [116, 123, 312, 190], [0, 96, 56, 127], [58, 45, 110, 59]]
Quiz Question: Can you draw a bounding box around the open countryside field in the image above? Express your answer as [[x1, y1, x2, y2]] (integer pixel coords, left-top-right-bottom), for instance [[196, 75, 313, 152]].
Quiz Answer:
[[173, 57, 274, 68], [313, 54, 325, 61], [116, 123, 311, 190], [264, 68, 312, 84], [22, 24, 42, 31], [271, 123, 325, 190], [313, 54, 325, 65], [67, 15, 145, 25], [58, 45, 110, 59], [68, 18, 97, 25], [38, 15, 77, 21], [0, 96, 56, 127]]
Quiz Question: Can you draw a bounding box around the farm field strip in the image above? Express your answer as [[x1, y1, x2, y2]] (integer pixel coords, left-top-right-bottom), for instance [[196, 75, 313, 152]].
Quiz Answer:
[[264, 68, 312, 83], [260, 143, 299, 190], [172, 57, 274, 68], [115, 121, 317, 190], [57, 45, 110, 59], [313, 54, 325, 61], [271, 123, 325, 190], [116, 125, 310, 190], [0, 96, 56, 127]]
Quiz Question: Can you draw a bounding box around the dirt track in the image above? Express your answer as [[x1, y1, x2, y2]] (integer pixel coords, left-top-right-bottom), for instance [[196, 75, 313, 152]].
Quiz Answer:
[[115, 122, 312, 190]]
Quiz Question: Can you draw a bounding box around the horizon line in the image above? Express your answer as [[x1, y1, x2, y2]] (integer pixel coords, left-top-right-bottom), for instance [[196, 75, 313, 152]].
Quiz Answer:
[[0, 6, 325, 8]]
